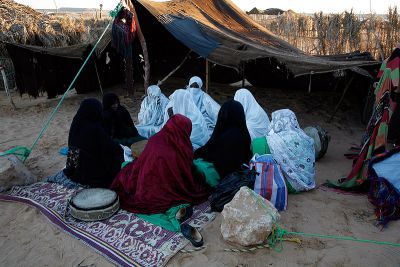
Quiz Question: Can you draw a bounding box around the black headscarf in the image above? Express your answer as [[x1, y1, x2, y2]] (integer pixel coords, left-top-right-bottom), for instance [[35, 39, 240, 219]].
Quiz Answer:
[[194, 100, 252, 178], [102, 92, 140, 141], [66, 98, 124, 188]]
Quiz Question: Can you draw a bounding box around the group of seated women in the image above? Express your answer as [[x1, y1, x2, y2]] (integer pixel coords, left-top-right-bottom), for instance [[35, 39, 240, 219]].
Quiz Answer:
[[48, 75, 316, 242]]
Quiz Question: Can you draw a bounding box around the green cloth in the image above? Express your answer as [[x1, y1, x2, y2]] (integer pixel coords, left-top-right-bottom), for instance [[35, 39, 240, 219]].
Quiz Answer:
[[252, 137, 271, 155], [286, 180, 297, 194], [137, 204, 190, 232], [252, 137, 297, 193], [192, 158, 220, 187], [121, 161, 130, 169]]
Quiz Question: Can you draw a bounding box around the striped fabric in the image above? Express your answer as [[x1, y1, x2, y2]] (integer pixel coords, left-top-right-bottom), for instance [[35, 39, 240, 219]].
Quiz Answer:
[[250, 154, 288, 211], [327, 48, 399, 190]]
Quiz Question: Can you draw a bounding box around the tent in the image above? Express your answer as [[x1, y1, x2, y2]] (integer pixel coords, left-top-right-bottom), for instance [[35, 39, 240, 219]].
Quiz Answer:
[[133, 0, 379, 86], [5, 30, 124, 98]]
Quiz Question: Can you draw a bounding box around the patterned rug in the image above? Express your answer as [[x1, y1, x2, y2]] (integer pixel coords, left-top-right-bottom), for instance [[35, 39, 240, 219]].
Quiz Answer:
[[0, 182, 215, 267]]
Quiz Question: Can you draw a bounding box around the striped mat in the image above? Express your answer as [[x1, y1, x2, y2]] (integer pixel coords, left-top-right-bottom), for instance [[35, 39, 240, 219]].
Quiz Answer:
[[0, 182, 215, 267]]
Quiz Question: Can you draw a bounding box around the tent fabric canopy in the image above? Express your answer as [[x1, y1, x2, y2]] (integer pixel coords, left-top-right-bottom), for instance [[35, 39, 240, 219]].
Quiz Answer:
[[4, 29, 111, 59], [138, 0, 379, 76]]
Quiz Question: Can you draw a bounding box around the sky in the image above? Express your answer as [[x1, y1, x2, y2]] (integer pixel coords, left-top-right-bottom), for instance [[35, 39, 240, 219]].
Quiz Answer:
[[15, 0, 398, 14]]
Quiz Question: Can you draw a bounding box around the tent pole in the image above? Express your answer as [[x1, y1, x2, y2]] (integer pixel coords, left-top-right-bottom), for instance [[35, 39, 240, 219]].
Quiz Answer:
[[124, 0, 150, 94], [0, 65, 16, 110], [93, 60, 103, 95], [158, 50, 191, 86], [206, 59, 209, 93], [241, 62, 245, 87], [328, 75, 354, 122]]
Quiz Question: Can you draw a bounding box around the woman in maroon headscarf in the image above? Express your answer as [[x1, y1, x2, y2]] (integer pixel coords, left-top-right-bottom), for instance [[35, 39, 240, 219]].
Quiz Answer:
[[110, 114, 210, 214]]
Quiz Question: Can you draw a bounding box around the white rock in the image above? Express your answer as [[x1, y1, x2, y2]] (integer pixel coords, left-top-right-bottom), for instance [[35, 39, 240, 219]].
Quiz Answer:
[[0, 155, 37, 192], [221, 186, 280, 246]]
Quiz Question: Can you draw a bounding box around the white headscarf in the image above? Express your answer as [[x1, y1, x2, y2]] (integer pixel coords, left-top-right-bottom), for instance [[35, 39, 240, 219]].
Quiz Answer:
[[188, 76, 203, 89], [164, 89, 210, 150], [234, 88, 270, 140], [266, 109, 315, 192], [136, 85, 169, 138], [187, 76, 220, 134]]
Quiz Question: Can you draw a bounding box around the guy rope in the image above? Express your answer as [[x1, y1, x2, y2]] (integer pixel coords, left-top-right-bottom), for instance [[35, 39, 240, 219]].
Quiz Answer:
[[0, 3, 123, 162]]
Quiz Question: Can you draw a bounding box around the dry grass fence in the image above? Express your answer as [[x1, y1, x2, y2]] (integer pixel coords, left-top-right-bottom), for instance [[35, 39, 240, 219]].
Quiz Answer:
[[0, 0, 110, 90], [250, 7, 399, 60]]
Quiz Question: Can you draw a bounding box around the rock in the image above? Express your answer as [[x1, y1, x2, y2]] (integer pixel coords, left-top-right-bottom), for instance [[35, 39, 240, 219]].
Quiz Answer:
[[0, 155, 37, 192], [221, 186, 280, 246]]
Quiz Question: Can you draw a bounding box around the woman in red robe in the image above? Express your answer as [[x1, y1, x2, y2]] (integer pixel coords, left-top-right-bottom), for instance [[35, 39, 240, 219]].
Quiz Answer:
[[111, 114, 210, 214]]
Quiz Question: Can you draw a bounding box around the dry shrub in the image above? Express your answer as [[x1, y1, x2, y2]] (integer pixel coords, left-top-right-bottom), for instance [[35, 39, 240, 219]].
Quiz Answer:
[[250, 7, 399, 59]]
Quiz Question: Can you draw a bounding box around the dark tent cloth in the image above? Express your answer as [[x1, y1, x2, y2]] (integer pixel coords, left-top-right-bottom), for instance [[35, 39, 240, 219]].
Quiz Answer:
[[110, 114, 211, 214], [102, 93, 143, 146], [137, 0, 379, 77], [64, 98, 124, 188], [194, 100, 252, 178]]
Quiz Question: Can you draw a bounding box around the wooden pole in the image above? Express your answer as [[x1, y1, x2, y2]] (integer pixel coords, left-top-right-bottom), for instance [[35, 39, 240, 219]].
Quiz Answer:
[[328, 75, 354, 122], [93, 60, 103, 95], [205, 59, 209, 93], [158, 50, 191, 86], [0, 66, 16, 110], [241, 62, 245, 88], [124, 0, 150, 93]]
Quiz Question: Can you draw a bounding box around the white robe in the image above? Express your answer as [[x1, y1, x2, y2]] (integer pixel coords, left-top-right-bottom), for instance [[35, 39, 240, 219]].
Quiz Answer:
[[164, 89, 210, 150], [187, 76, 220, 134], [234, 88, 270, 140], [136, 85, 169, 138], [187, 87, 220, 134]]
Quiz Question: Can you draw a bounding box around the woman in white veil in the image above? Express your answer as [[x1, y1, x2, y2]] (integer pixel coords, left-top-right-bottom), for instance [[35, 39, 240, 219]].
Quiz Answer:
[[186, 76, 220, 134], [234, 88, 270, 140], [136, 85, 169, 138], [164, 89, 210, 150]]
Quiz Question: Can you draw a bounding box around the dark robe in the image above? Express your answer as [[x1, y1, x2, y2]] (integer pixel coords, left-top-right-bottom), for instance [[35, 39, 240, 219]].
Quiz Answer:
[[194, 100, 252, 178], [111, 114, 210, 214], [64, 98, 124, 188], [102, 92, 143, 146]]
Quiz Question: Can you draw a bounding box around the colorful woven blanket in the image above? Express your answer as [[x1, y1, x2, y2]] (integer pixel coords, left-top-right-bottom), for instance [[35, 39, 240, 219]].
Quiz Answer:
[[327, 48, 399, 190], [0, 182, 215, 267]]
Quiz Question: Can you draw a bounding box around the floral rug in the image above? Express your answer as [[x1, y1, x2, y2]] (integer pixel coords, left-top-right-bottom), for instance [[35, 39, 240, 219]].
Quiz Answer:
[[0, 182, 215, 267]]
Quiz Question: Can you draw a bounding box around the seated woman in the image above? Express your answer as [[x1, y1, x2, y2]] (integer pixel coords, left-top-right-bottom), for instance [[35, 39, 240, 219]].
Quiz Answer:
[[266, 109, 315, 192], [136, 85, 169, 138], [186, 76, 220, 134], [194, 100, 252, 178], [102, 92, 144, 146], [111, 114, 210, 214], [164, 89, 210, 150], [50, 98, 124, 188], [234, 88, 270, 140]]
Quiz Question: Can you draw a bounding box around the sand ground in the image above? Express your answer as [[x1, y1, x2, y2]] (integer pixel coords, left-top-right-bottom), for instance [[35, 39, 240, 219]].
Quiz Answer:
[[1, 80, 399, 267]]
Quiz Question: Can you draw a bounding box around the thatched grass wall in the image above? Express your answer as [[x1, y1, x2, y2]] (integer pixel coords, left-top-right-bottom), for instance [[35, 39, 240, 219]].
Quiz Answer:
[[250, 7, 399, 60], [0, 0, 110, 90]]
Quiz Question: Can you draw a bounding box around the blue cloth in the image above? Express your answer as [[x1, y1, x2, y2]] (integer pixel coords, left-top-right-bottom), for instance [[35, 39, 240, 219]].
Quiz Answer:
[[59, 147, 69, 156], [162, 15, 219, 58], [47, 170, 87, 189], [372, 152, 400, 193]]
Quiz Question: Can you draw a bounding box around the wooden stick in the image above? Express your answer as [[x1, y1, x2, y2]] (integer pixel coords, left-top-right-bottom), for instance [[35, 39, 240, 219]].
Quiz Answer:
[[0, 66, 16, 110], [241, 62, 245, 88], [157, 50, 191, 86], [205, 59, 209, 93], [124, 0, 150, 93], [93, 59, 103, 95], [328, 75, 354, 122]]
